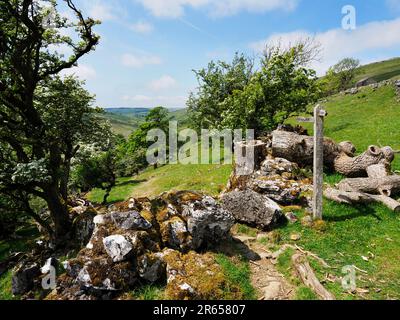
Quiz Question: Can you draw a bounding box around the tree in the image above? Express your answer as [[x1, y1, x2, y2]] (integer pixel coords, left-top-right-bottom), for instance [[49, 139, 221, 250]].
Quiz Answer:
[[327, 57, 360, 91], [0, 0, 99, 245], [187, 53, 254, 131], [122, 107, 170, 171], [71, 144, 118, 205], [188, 45, 321, 136]]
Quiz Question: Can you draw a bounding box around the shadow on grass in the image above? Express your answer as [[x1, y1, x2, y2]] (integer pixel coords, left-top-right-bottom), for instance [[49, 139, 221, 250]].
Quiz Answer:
[[210, 237, 260, 262], [324, 203, 382, 222], [116, 179, 147, 187]]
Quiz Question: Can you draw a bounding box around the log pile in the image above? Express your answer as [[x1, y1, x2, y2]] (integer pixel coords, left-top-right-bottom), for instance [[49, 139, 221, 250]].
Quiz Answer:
[[270, 129, 400, 212], [324, 162, 400, 212], [271, 130, 395, 177]]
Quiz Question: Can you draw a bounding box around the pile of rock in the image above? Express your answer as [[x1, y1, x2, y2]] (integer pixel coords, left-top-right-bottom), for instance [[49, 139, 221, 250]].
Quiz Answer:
[[42, 191, 234, 300], [224, 146, 312, 230]]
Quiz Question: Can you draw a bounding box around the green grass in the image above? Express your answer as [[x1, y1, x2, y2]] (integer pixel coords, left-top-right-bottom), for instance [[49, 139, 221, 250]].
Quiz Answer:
[[88, 164, 232, 203], [215, 254, 256, 300], [0, 270, 16, 300], [355, 57, 400, 82], [289, 84, 400, 171], [234, 224, 258, 238], [273, 199, 400, 300], [131, 284, 165, 300]]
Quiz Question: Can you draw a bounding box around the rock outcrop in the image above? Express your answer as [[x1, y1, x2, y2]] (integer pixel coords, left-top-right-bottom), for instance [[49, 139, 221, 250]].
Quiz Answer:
[[221, 190, 283, 230], [45, 191, 234, 300]]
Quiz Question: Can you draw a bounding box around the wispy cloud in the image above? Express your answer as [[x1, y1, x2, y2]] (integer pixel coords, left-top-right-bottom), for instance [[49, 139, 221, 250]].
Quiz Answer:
[[148, 75, 178, 91], [135, 0, 298, 19], [130, 21, 154, 34], [250, 17, 400, 75], [121, 52, 162, 68], [83, 0, 126, 21], [61, 64, 97, 80]]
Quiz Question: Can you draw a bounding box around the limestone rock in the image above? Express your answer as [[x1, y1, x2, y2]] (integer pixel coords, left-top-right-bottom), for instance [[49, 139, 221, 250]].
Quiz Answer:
[[221, 189, 283, 230], [110, 211, 152, 231], [138, 253, 166, 283], [181, 195, 235, 250], [12, 261, 41, 295], [103, 235, 134, 262]]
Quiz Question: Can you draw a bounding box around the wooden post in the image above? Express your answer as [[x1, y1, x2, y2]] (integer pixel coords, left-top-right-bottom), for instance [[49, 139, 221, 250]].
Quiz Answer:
[[313, 105, 327, 220]]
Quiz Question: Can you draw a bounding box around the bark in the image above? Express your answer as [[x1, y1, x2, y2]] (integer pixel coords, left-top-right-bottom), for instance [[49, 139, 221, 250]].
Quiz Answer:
[[234, 140, 267, 175], [324, 188, 400, 212], [271, 130, 394, 177], [366, 163, 390, 178], [333, 146, 394, 177], [44, 186, 72, 243], [271, 130, 341, 167], [292, 253, 336, 300], [337, 175, 400, 197]]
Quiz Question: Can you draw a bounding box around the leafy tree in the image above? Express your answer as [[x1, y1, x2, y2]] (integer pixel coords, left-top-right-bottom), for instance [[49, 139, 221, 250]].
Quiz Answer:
[[71, 144, 118, 205], [188, 45, 321, 136], [187, 53, 254, 131], [327, 57, 360, 91], [122, 107, 170, 171], [0, 0, 99, 244]]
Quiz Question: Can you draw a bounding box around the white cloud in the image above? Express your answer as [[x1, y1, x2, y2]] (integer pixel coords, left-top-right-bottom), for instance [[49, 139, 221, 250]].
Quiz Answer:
[[130, 21, 154, 34], [136, 0, 298, 18], [61, 64, 97, 80], [148, 75, 177, 91], [121, 53, 162, 68], [122, 94, 187, 108], [84, 0, 125, 21], [250, 18, 400, 75]]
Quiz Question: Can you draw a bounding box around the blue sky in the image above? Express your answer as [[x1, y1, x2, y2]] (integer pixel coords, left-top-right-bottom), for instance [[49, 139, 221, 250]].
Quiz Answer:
[[58, 0, 400, 109]]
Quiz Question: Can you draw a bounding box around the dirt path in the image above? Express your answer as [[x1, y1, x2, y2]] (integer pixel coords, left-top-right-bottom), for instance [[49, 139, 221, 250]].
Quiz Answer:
[[233, 236, 295, 300]]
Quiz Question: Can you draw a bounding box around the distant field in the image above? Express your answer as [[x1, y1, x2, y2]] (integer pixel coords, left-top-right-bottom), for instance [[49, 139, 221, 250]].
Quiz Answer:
[[102, 108, 189, 138]]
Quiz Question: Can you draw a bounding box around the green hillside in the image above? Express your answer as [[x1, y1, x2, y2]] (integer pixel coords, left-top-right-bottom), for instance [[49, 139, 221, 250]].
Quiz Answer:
[[355, 57, 400, 82], [102, 108, 189, 138], [289, 84, 400, 170]]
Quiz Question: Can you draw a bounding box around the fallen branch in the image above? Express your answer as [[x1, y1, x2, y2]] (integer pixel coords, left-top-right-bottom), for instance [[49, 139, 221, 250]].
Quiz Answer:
[[292, 253, 336, 300], [324, 188, 400, 213]]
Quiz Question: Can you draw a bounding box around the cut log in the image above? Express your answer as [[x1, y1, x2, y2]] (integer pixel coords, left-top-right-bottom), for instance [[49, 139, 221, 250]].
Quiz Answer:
[[366, 163, 390, 178], [324, 188, 400, 212], [333, 146, 394, 177], [271, 130, 394, 177], [234, 140, 267, 175], [271, 130, 341, 167], [291, 253, 336, 300], [337, 175, 400, 197]]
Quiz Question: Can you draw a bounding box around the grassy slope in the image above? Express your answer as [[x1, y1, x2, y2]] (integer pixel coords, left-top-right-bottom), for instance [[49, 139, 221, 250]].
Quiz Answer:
[[88, 164, 232, 203], [355, 57, 400, 82], [102, 108, 189, 138], [289, 84, 400, 170]]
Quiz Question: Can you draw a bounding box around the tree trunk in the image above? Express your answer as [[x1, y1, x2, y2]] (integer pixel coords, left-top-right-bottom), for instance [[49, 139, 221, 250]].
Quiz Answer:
[[337, 175, 400, 197], [271, 130, 394, 177], [44, 185, 72, 244], [333, 146, 394, 177], [271, 130, 343, 168], [324, 188, 400, 212]]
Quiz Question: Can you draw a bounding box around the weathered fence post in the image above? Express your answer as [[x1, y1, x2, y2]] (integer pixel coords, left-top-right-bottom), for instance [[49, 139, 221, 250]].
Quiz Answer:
[[313, 105, 327, 220]]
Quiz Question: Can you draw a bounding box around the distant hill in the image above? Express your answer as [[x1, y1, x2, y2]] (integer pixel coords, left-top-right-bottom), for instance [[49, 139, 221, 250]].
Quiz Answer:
[[355, 57, 400, 83], [102, 107, 189, 138]]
